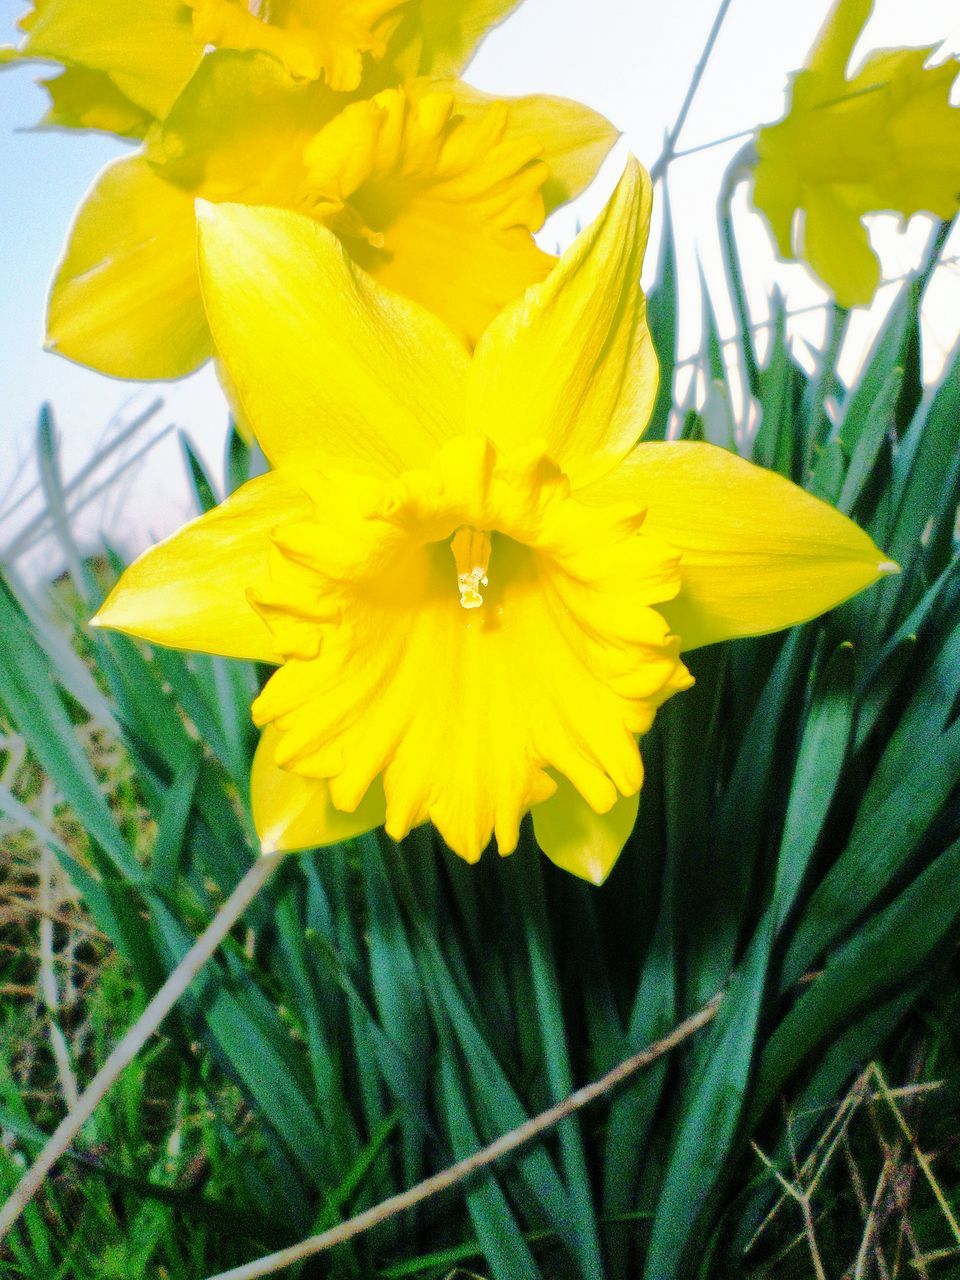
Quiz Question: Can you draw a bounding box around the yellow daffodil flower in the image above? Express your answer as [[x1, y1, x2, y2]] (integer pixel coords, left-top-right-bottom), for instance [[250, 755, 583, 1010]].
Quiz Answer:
[[19, 5, 616, 377], [4, 0, 520, 129], [47, 51, 612, 375], [752, 0, 960, 307], [92, 160, 894, 884], [11, 0, 613, 371]]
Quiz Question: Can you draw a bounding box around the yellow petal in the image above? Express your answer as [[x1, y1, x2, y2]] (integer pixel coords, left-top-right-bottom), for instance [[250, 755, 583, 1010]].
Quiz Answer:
[[802, 183, 879, 308], [750, 153, 798, 260], [433, 79, 620, 212], [532, 775, 638, 885], [466, 156, 657, 488], [21, 0, 201, 119], [857, 50, 960, 219], [186, 0, 406, 92], [47, 155, 212, 379], [252, 726, 386, 854], [578, 441, 895, 651], [390, 0, 522, 79], [196, 201, 469, 476], [214, 356, 255, 446], [751, 0, 960, 307], [92, 470, 314, 662], [305, 86, 553, 346], [38, 66, 152, 137], [148, 49, 335, 205], [806, 0, 872, 83]]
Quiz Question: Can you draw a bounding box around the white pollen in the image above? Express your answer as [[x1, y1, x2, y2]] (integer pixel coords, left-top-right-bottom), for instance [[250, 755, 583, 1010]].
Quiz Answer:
[[458, 566, 489, 610]]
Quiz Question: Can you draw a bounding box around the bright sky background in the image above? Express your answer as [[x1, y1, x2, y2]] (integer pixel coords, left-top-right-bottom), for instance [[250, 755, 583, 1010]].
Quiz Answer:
[[2, 0, 959, 578]]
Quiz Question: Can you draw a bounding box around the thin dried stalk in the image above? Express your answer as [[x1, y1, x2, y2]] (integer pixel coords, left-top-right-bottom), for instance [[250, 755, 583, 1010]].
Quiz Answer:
[[204, 994, 724, 1280]]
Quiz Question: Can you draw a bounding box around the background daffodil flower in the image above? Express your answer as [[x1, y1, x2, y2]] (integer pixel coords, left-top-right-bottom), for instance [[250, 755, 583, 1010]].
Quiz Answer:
[[3, 0, 519, 130], [92, 159, 895, 885], [46, 52, 611, 376], [751, 0, 960, 308], [24, 23, 616, 378]]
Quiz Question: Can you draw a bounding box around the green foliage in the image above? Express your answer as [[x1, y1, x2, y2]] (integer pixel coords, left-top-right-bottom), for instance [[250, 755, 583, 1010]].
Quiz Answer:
[[1, 214, 959, 1280]]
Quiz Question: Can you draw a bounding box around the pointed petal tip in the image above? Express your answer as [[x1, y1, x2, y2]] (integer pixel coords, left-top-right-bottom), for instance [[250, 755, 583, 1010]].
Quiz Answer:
[[878, 559, 899, 576], [625, 151, 652, 189]]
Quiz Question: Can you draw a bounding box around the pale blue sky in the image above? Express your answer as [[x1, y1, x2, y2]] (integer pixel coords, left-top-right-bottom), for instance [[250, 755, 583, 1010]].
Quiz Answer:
[[2, 0, 959, 576]]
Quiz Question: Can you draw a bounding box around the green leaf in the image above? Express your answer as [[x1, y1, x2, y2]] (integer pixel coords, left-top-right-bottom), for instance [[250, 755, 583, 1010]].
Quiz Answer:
[[645, 184, 677, 442], [151, 749, 200, 894], [784, 698, 960, 988], [835, 365, 901, 518], [437, 1051, 541, 1280], [758, 837, 960, 1113], [514, 846, 603, 1279], [225, 423, 252, 496], [772, 641, 855, 930], [754, 296, 806, 479], [643, 918, 767, 1280], [386, 843, 579, 1259], [838, 280, 916, 448], [0, 574, 142, 883], [888, 342, 960, 568], [180, 432, 220, 515], [731, 983, 921, 1262]]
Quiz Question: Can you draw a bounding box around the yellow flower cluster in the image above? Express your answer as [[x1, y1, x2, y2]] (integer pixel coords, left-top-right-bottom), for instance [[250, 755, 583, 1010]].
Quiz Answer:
[[11, 1, 910, 881]]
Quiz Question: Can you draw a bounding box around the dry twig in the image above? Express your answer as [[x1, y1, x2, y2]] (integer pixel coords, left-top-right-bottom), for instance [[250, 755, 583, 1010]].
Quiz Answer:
[[203, 994, 724, 1280]]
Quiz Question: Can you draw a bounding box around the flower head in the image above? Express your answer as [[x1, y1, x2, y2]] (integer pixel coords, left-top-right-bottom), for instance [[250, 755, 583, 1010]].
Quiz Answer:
[[33, 15, 616, 378], [93, 159, 894, 883], [752, 0, 960, 306]]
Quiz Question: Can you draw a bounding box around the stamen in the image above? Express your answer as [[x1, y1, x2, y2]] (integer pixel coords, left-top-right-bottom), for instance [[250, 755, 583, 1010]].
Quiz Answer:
[[451, 527, 492, 610]]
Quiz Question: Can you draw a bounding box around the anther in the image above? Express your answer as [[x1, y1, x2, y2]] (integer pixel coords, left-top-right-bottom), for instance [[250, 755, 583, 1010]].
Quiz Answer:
[[451, 527, 492, 610]]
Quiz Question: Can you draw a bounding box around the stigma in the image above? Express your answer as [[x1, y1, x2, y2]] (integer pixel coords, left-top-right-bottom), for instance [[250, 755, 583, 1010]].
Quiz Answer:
[[451, 527, 492, 610]]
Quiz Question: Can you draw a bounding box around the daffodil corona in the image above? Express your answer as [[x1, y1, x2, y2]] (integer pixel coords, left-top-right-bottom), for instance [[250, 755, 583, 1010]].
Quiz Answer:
[[752, 0, 960, 307], [94, 160, 895, 884], [6, 0, 616, 375]]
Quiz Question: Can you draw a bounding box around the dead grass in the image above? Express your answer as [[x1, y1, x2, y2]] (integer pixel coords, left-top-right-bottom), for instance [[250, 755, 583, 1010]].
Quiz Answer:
[[747, 1054, 960, 1277]]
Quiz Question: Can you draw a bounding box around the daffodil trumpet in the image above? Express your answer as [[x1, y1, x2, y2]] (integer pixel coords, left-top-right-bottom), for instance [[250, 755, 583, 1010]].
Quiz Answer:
[[93, 159, 895, 884], [7, 0, 617, 376], [751, 0, 960, 307]]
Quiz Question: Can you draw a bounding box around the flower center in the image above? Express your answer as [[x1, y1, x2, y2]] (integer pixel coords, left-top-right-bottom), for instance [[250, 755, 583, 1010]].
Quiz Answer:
[[451, 527, 491, 611]]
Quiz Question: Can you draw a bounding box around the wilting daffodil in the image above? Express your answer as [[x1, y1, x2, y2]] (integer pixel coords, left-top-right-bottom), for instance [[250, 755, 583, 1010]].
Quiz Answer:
[[752, 0, 960, 308], [93, 160, 895, 884]]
